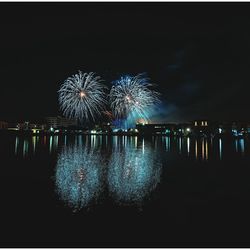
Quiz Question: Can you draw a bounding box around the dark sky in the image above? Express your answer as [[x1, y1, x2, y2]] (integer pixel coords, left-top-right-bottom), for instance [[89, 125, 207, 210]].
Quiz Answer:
[[1, 2, 250, 123]]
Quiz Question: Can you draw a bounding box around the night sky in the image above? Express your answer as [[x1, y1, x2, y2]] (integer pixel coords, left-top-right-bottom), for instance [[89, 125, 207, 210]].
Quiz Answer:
[[1, 3, 250, 123]]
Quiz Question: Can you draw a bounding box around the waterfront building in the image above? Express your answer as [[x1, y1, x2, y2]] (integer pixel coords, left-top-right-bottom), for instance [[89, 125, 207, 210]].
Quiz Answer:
[[136, 123, 178, 135], [45, 116, 77, 129]]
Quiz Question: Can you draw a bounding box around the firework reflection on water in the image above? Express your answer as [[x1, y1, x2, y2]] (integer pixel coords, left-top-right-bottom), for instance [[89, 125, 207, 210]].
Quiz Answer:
[[108, 137, 162, 205], [55, 144, 104, 211]]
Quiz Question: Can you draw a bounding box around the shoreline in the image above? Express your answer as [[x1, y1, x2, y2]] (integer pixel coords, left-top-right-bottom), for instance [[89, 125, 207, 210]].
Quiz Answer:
[[0, 129, 248, 139]]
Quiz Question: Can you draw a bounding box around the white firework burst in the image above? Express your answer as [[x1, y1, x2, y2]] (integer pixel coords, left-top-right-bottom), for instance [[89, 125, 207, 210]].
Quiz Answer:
[[58, 71, 107, 123]]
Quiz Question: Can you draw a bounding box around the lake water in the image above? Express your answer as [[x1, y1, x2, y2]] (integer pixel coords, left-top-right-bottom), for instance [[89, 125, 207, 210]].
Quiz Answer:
[[1, 134, 250, 247]]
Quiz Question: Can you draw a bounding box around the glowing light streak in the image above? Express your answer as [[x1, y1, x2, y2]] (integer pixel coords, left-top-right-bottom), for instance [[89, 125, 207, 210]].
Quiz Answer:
[[195, 139, 198, 160], [54, 135, 59, 150], [187, 137, 190, 155], [165, 136, 170, 152], [205, 139, 208, 160], [49, 136, 53, 153], [202, 138, 205, 160], [240, 138, 245, 156], [179, 137, 182, 153], [219, 138, 222, 160], [15, 137, 19, 155], [23, 139, 29, 158], [32, 136, 36, 153], [235, 139, 238, 152]]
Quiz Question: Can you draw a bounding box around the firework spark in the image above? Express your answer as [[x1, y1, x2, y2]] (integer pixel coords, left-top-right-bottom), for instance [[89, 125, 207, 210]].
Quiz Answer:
[[58, 71, 107, 123], [109, 74, 160, 127]]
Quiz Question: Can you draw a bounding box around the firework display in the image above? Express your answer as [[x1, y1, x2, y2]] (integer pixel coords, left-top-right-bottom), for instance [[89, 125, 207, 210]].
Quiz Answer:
[[58, 71, 107, 123], [109, 74, 160, 126]]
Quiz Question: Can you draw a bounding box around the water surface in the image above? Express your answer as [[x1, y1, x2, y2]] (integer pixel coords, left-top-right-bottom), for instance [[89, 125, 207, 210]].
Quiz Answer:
[[1, 134, 250, 247]]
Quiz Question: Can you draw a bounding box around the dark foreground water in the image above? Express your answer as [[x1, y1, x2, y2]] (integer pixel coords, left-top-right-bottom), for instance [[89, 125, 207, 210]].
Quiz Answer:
[[0, 134, 250, 247]]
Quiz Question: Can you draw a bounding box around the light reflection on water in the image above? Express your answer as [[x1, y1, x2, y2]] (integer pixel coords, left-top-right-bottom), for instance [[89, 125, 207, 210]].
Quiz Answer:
[[53, 136, 162, 210], [240, 138, 245, 156], [55, 145, 104, 211], [15, 136, 19, 155], [219, 138, 222, 160], [32, 136, 36, 154], [49, 136, 53, 153], [13, 135, 249, 162], [187, 137, 190, 156], [23, 139, 29, 158], [108, 138, 162, 205], [178, 137, 182, 153], [9, 135, 250, 211]]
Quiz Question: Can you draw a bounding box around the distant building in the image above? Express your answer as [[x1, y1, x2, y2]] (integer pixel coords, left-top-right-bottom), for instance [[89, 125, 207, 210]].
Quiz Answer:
[[192, 120, 212, 136], [13, 121, 45, 131], [45, 116, 77, 128], [17, 121, 29, 130], [29, 123, 44, 129], [193, 120, 209, 127], [0, 121, 8, 129], [136, 123, 178, 135], [192, 120, 250, 136]]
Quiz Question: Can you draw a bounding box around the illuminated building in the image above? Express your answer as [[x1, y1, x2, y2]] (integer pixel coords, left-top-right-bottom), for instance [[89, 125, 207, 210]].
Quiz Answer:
[[193, 120, 209, 127], [136, 123, 177, 135], [46, 116, 77, 128]]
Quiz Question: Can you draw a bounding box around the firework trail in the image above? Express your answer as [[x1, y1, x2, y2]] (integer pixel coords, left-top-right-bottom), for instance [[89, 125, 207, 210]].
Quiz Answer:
[[109, 74, 160, 127], [58, 71, 107, 123], [102, 110, 114, 121]]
